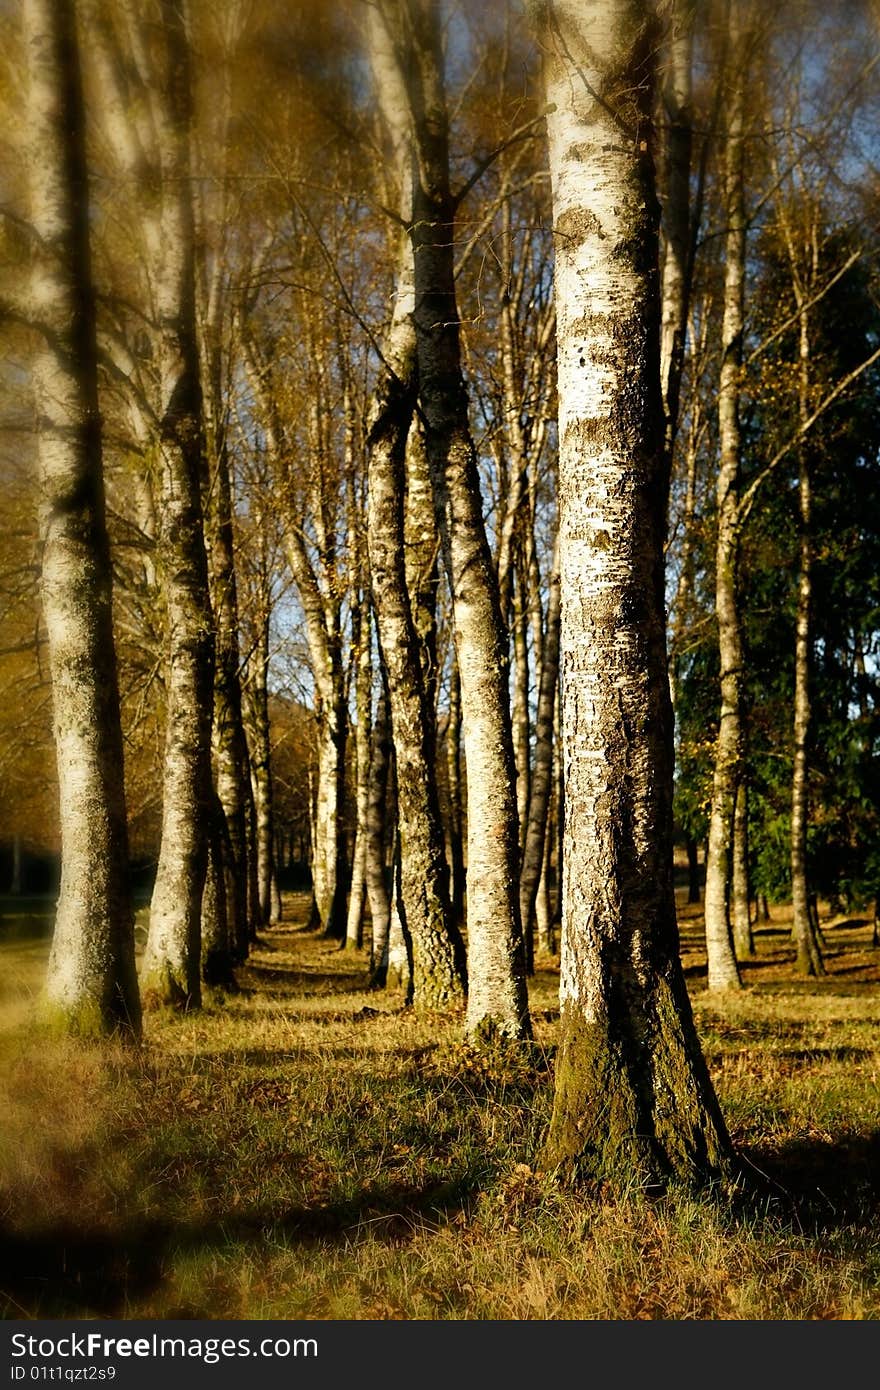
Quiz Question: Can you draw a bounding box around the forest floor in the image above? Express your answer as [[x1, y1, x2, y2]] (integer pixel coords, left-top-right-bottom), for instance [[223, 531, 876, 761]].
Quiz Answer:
[[1, 890, 880, 1319]]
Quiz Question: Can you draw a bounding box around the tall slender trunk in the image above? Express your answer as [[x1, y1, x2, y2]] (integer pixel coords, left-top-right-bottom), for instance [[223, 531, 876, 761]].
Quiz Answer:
[[308, 676, 347, 938], [366, 680, 392, 983], [519, 539, 560, 953], [243, 749, 261, 942], [537, 0, 732, 1187], [203, 411, 250, 965], [659, 0, 696, 457], [363, 3, 466, 1008], [386, 822, 413, 996], [790, 301, 825, 975], [404, 423, 441, 724], [401, 0, 531, 1041], [27, 0, 140, 1037], [245, 614, 275, 928], [511, 555, 532, 858], [140, 0, 215, 1010], [669, 407, 702, 709], [703, 0, 747, 993], [364, 239, 466, 1008], [446, 659, 465, 925], [201, 329, 251, 963], [344, 587, 372, 951], [732, 779, 754, 958], [201, 791, 235, 988], [86, 3, 214, 1003], [535, 802, 555, 955]]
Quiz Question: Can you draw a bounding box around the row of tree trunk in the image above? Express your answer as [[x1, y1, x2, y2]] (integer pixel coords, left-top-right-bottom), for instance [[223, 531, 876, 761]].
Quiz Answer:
[[28, 0, 874, 1189]]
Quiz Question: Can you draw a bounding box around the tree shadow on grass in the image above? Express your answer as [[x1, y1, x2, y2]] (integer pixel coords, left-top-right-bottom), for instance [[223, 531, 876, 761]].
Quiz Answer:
[[242, 963, 369, 995], [0, 1170, 485, 1319], [737, 1130, 880, 1233]]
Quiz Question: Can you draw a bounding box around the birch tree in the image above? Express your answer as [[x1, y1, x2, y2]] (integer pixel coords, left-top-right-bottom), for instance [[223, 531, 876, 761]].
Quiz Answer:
[[196, 34, 257, 964], [362, 3, 466, 1007], [85, 0, 215, 1007], [703, 0, 749, 992], [25, 0, 140, 1036], [135, 0, 215, 1008], [536, 0, 732, 1186], [382, 0, 532, 1041], [659, 0, 696, 458]]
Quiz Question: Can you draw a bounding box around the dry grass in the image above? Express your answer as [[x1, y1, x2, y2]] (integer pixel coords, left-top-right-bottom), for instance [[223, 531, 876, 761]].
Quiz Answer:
[[1, 890, 879, 1320]]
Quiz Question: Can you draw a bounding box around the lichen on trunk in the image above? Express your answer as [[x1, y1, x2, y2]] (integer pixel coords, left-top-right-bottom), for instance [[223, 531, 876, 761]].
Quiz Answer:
[[27, 0, 140, 1038], [537, 0, 733, 1189], [396, 0, 531, 1041]]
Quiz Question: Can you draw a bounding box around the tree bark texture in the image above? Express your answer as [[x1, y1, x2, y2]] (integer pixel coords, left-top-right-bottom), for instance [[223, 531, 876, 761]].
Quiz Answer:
[[404, 422, 441, 725], [445, 659, 466, 925], [519, 539, 560, 953], [364, 1, 468, 1008], [363, 233, 466, 1008], [397, 0, 531, 1041], [659, 0, 696, 456], [202, 333, 252, 962], [538, 0, 732, 1188], [26, 0, 141, 1037], [790, 296, 825, 975], [512, 558, 532, 863], [344, 585, 372, 951], [201, 790, 236, 988], [244, 613, 276, 928], [732, 779, 754, 958], [703, 0, 748, 993], [139, 0, 215, 1009], [365, 680, 392, 982]]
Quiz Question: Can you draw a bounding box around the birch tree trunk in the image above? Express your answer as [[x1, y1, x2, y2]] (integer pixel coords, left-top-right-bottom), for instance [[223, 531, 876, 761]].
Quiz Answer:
[[363, 2, 466, 1008], [703, 0, 748, 992], [668, 402, 704, 708], [394, 0, 531, 1041], [732, 780, 754, 958], [790, 294, 825, 975], [201, 790, 235, 987], [26, 0, 141, 1037], [659, 0, 696, 456], [202, 332, 252, 962], [519, 539, 560, 951], [404, 422, 441, 724], [344, 583, 372, 951], [366, 681, 392, 983], [511, 558, 532, 861], [445, 659, 466, 925], [537, 0, 732, 1187], [132, 0, 214, 1010], [244, 611, 275, 928], [769, 179, 826, 975], [367, 383, 466, 1004]]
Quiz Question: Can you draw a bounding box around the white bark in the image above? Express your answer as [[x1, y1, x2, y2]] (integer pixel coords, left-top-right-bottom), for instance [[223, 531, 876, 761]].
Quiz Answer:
[[659, 0, 696, 452], [344, 586, 372, 951], [704, 0, 748, 992], [139, 0, 215, 1008], [88, 0, 215, 1007], [391, 0, 531, 1040], [538, 0, 731, 1185], [364, 2, 467, 1008], [26, 0, 141, 1036]]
